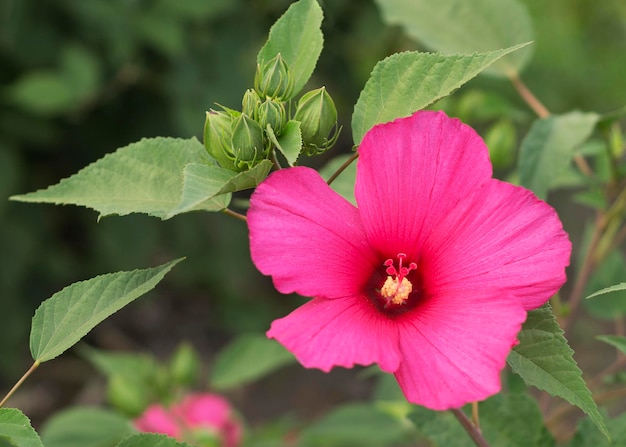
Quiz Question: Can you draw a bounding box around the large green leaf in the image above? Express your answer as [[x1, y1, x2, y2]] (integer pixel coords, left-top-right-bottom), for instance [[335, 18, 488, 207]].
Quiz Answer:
[[257, 0, 323, 97], [375, 0, 534, 77], [0, 409, 43, 447], [300, 404, 410, 447], [10, 137, 231, 219], [41, 407, 133, 447], [351, 44, 528, 145], [507, 304, 608, 440], [30, 258, 183, 363], [116, 434, 192, 447], [210, 333, 296, 391], [518, 111, 599, 199]]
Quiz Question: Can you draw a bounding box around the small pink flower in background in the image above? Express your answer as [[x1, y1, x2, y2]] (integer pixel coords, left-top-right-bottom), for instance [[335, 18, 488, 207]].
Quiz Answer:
[[134, 393, 242, 447], [248, 110, 571, 410]]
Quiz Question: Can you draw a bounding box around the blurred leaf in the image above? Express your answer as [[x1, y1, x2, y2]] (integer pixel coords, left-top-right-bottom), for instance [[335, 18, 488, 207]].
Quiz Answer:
[[41, 407, 133, 447], [584, 252, 626, 319], [210, 333, 296, 390], [60, 44, 101, 101], [485, 118, 517, 170], [568, 411, 626, 447], [375, 0, 534, 77], [0, 436, 18, 447], [116, 434, 192, 447], [518, 111, 599, 199], [257, 0, 323, 97], [10, 137, 231, 219], [586, 282, 626, 300], [597, 335, 626, 356], [479, 393, 554, 447], [507, 304, 608, 440], [6, 71, 74, 115], [351, 44, 529, 144], [300, 404, 409, 447], [136, 13, 185, 57], [80, 346, 158, 379], [0, 409, 43, 447], [319, 154, 356, 205], [269, 121, 302, 167], [410, 393, 553, 447], [30, 258, 183, 363]]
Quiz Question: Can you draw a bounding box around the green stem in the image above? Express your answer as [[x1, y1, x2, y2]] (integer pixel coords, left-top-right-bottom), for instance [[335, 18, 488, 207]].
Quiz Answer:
[[450, 408, 490, 447], [327, 152, 358, 186], [0, 361, 39, 408], [222, 208, 247, 222]]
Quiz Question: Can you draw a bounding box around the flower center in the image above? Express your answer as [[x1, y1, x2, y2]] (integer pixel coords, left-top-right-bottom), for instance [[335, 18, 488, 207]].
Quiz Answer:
[[380, 253, 417, 308]]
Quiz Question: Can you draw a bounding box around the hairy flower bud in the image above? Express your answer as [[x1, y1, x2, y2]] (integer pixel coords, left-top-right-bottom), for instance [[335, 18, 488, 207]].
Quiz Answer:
[[293, 86, 340, 155], [204, 110, 237, 171], [256, 98, 286, 136], [242, 89, 262, 117], [254, 53, 294, 100], [231, 113, 265, 169]]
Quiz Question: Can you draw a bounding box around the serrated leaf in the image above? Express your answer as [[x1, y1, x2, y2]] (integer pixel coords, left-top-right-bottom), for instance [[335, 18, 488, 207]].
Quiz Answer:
[[257, 0, 323, 98], [116, 434, 192, 447], [568, 411, 626, 447], [268, 121, 302, 166], [586, 282, 626, 300], [11, 137, 219, 219], [518, 111, 599, 199], [30, 258, 183, 363], [210, 333, 296, 390], [319, 154, 357, 205], [300, 404, 410, 447], [507, 304, 608, 440], [40, 407, 133, 447], [597, 335, 626, 356], [375, 0, 534, 77], [0, 409, 43, 447], [351, 44, 529, 144]]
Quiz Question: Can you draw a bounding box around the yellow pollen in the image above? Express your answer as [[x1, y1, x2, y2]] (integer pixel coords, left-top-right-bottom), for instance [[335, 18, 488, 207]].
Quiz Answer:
[[381, 275, 413, 305]]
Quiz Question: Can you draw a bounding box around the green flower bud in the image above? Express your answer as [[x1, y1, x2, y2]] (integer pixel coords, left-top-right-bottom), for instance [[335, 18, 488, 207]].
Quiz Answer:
[[107, 375, 149, 417], [169, 342, 200, 387], [256, 98, 286, 136], [231, 113, 265, 169], [293, 86, 340, 155], [242, 88, 262, 117], [485, 118, 517, 170], [204, 110, 237, 171], [254, 53, 294, 100]]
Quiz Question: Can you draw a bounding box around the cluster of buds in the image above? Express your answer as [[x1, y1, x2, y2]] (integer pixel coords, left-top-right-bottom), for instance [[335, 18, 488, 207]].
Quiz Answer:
[[134, 393, 242, 447], [203, 53, 340, 172]]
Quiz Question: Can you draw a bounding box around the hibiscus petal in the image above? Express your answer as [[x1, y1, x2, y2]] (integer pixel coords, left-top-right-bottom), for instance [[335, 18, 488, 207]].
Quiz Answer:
[[248, 167, 377, 298], [267, 297, 402, 373], [355, 111, 492, 257], [421, 180, 571, 310], [394, 289, 526, 410]]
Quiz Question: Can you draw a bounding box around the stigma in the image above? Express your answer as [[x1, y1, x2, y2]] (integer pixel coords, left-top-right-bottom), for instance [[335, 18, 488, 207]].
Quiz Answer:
[[380, 253, 417, 308]]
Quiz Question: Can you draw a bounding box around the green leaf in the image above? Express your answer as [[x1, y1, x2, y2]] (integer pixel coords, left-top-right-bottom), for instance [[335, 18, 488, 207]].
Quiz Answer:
[[30, 258, 183, 363], [11, 137, 224, 219], [597, 335, 626, 356], [210, 333, 296, 390], [257, 0, 323, 97], [40, 407, 134, 447], [568, 411, 626, 447], [518, 111, 599, 199], [351, 44, 529, 145], [507, 304, 609, 440], [319, 154, 357, 205], [375, 0, 534, 77], [80, 345, 157, 379], [268, 121, 302, 167], [586, 282, 626, 300], [410, 393, 553, 447], [0, 409, 43, 447], [116, 434, 192, 447], [6, 71, 75, 115], [300, 404, 410, 447]]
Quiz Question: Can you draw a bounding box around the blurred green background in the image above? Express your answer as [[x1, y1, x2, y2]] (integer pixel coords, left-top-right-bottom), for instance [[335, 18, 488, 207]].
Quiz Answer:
[[1, 0, 626, 426]]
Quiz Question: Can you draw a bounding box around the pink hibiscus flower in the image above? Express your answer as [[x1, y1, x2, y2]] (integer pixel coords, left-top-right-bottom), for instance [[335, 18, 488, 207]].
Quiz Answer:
[[247, 110, 571, 410]]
